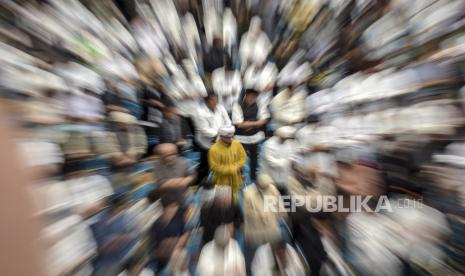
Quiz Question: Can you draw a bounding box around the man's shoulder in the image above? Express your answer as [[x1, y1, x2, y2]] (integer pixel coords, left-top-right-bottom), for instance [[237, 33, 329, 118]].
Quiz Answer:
[[231, 140, 244, 148], [231, 139, 242, 145]]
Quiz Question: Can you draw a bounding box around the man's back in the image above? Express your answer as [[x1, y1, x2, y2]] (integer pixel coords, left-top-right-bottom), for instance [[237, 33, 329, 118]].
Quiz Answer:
[[153, 157, 190, 184]]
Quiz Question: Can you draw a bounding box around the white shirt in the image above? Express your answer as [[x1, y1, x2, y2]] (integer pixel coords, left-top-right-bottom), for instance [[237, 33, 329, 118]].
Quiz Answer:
[[170, 72, 203, 117], [239, 31, 272, 70], [243, 62, 278, 92], [212, 67, 242, 113], [193, 103, 231, 149], [260, 137, 296, 185], [132, 19, 168, 58], [65, 175, 114, 212], [270, 88, 307, 130], [223, 8, 237, 51], [118, 268, 154, 276], [345, 212, 403, 276], [182, 13, 201, 60], [231, 100, 270, 144], [252, 243, 306, 276], [203, 1, 222, 47], [196, 239, 246, 276]]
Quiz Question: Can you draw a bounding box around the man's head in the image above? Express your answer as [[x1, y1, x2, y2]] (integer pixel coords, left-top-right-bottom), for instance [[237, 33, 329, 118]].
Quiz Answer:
[[275, 126, 296, 143], [156, 143, 178, 165], [214, 225, 231, 249], [250, 16, 262, 34], [122, 252, 146, 275], [256, 174, 274, 191], [212, 37, 223, 48], [271, 240, 288, 262], [204, 93, 218, 111], [244, 89, 259, 105], [225, 56, 234, 70], [219, 125, 235, 145]]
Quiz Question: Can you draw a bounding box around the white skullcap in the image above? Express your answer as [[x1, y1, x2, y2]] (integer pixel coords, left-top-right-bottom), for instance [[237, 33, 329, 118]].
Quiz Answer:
[[109, 111, 137, 124], [215, 186, 232, 199], [275, 126, 296, 139], [219, 125, 236, 137]]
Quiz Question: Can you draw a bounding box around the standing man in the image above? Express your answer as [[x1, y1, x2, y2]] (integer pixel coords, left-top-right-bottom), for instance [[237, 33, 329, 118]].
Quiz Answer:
[[208, 125, 247, 201], [232, 88, 269, 182], [212, 58, 242, 115], [193, 93, 231, 185], [270, 83, 307, 130], [260, 126, 297, 194]]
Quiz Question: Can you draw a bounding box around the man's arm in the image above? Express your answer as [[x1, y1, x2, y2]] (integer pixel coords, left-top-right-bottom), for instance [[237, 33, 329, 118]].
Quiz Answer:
[[234, 142, 247, 170], [220, 105, 232, 126], [263, 141, 287, 168], [194, 113, 218, 138]]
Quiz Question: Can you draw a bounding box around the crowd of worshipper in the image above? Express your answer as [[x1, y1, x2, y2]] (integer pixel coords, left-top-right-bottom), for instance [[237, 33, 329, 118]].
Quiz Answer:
[[1, 0, 465, 275]]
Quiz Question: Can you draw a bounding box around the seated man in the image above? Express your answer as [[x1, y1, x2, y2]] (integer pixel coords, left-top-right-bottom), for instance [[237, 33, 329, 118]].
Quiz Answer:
[[243, 174, 286, 274], [200, 186, 243, 245], [243, 174, 284, 245], [252, 240, 306, 276], [152, 143, 196, 205], [196, 225, 246, 276], [90, 193, 138, 275], [149, 194, 189, 273], [208, 125, 247, 201], [260, 126, 297, 194], [232, 88, 270, 182]]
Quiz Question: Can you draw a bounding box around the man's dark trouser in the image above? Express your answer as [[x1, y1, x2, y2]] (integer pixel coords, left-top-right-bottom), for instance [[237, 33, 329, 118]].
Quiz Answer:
[[196, 147, 210, 186], [243, 143, 258, 182]]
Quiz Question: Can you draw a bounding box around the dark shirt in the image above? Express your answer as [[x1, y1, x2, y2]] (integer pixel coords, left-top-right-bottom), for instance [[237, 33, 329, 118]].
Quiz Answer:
[[90, 210, 136, 264], [203, 47, 224, 73], [200, 202, 243, 244], [149, 207, 186, 268], [159, 116, 183, 143], [149, 207, 186, 248], [142, 85, 174, 125], [290, 208, 326, 274]]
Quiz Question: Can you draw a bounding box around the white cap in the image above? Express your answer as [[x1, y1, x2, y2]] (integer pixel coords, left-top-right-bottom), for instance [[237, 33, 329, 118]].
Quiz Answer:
[[219, 125, 236, 137]]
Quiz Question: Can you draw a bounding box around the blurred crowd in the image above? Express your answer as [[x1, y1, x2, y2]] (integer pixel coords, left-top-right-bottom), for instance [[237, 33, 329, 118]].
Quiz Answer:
[[1, 0, 465, 275]]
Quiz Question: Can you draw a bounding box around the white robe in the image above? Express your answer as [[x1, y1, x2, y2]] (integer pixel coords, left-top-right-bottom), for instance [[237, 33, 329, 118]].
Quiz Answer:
[[270, 89, 306, 130], [239, 31, 271, 71], [196, 239, 246, 276], [211, 67, 242, 113], [260, 136, 296, 186], [252, 243, 306, 276]]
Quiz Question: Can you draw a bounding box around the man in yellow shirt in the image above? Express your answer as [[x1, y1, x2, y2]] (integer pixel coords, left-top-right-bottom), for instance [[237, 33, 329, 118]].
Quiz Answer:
[[208, 125, 247, 201]]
